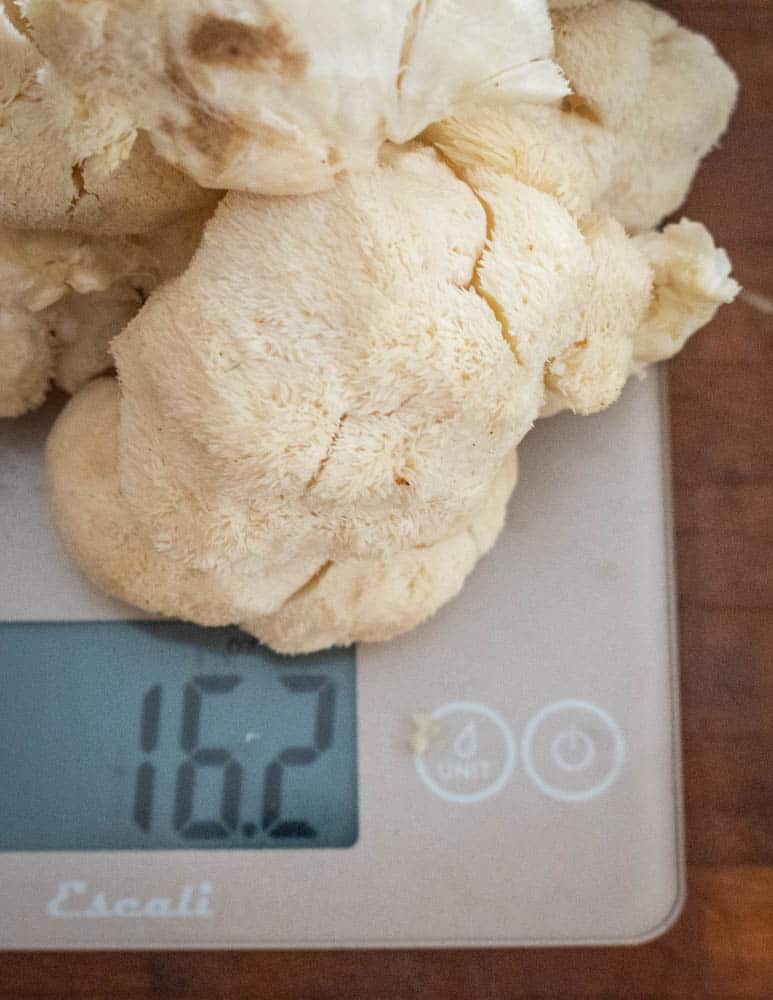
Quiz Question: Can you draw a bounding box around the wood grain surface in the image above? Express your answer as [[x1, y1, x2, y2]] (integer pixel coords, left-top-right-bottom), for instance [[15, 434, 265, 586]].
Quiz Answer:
[[1, 2, 771, 997]]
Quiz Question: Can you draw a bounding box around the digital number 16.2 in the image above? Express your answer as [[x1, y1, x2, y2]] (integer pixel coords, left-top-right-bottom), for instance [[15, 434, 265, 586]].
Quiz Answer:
[[132, 674, 336, 840]]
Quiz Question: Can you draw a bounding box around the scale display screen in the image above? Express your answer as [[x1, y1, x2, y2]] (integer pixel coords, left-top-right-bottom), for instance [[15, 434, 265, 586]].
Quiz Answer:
[[0, 621, 358, 851]]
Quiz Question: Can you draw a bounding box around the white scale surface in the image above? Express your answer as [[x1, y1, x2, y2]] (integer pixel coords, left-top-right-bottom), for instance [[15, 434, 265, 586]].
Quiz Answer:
[[0, 372, 683, 949]]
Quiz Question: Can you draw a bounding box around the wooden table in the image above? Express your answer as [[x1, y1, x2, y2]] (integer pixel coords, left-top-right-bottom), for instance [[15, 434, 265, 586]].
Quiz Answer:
[[2, 2, 771, 996]]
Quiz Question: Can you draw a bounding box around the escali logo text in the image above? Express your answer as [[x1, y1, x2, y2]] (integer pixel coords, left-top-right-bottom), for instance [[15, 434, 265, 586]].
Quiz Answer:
[[47, 880, 214, 919]]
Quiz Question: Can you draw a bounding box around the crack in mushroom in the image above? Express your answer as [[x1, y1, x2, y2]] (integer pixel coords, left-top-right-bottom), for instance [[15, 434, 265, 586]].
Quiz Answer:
[[303, 413, 348, 495], [2, 0, 32, 38], [68, 161, 87, 213], [396, 0, 425, 100], [282, 560, 334, 603], [429, 145, 525, 367]]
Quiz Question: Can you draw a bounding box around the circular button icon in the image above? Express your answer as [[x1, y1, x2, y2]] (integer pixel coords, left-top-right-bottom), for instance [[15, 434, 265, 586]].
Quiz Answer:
[[415, 702, 516, 804], [522, 700, 625, 803], [551, 728, 596, 773]]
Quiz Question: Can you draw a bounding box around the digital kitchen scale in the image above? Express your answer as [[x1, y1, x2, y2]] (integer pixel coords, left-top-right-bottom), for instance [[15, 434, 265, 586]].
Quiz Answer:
[[0, 371, 684, 949]]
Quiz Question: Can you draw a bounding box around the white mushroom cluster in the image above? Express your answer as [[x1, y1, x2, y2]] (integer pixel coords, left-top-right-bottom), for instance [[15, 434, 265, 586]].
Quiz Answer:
[[1, 0, 739, 652], [20, 0, 568, 193], [0, 211, 213, 416]]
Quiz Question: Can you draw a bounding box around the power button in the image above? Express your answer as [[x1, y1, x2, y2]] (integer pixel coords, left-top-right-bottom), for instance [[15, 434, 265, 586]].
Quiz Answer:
[[551, 728, 596, 773], [522, 700, 625, 803]]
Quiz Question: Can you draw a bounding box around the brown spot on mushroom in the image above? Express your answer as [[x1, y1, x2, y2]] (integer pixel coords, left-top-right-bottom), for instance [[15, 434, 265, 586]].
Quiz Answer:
[[182, 105, 253, 167], [162, 45, 284, 173], [561, 93, 601, 125], [160, 108, 254, 173], [188, 16, 308, 78], [164, 46, 202, 103]]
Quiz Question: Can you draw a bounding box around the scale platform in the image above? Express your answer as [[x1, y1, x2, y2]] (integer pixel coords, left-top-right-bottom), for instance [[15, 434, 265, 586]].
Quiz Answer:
[[0, 372, 683, 949]]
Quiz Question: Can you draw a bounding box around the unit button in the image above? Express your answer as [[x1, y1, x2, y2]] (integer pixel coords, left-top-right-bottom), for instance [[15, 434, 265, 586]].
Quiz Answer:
[[522, 700, 625, 803], [415, 702, 516, 804]]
